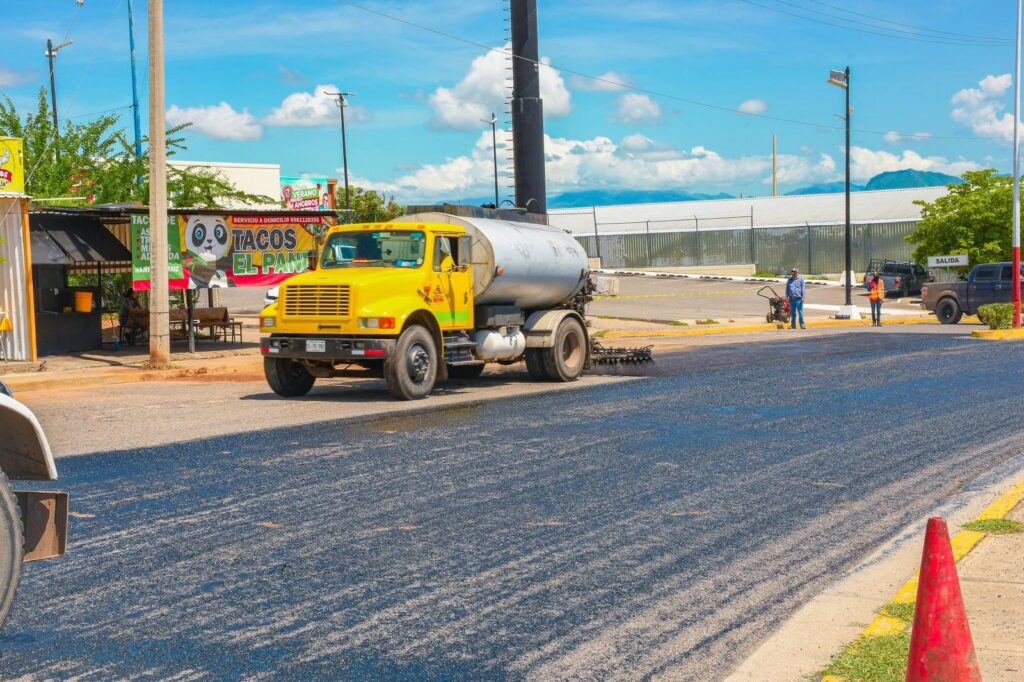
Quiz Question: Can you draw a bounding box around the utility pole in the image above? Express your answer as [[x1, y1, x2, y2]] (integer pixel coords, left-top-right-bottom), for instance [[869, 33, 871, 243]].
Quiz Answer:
[[510, 0, 547, 214], [829, 66, 858, 318], [127, 0, 144, 185], [327, 91, 356, 217], [148, 0, 170, 366], [45, 38, 73, 162], [1013, 0, 1022, 328], [483, 113, 499, 207]]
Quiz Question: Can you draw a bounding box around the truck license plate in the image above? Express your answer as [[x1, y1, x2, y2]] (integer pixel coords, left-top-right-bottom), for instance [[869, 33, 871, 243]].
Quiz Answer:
[[306, 340, 326, 353]]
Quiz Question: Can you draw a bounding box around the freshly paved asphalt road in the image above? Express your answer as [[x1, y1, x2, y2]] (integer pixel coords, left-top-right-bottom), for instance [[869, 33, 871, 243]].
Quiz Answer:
[[3, 327, 1023, 680]]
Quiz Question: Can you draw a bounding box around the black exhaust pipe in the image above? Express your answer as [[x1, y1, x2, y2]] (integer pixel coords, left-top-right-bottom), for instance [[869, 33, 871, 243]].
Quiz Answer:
[[510, 0, 547, 215]]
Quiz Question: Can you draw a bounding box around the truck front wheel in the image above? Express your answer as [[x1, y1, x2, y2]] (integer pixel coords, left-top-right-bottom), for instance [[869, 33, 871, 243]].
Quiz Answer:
[[0, 471, 23, 630], [542, 317, 587, 382], [264, 357, 316, 397], [385, 325, 438, 400], [935, 298, 963, 325]]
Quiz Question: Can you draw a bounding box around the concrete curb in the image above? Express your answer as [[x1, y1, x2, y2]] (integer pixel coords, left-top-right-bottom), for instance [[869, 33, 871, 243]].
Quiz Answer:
[[971, 328, 1024, 341], [820, 477, 1024, 682], [1, 355, 262, 393], [602, 317, 941, 339]]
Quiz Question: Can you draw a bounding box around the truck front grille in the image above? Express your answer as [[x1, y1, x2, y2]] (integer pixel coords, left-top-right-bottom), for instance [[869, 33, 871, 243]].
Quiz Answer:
[[282, 284, 351, 318]]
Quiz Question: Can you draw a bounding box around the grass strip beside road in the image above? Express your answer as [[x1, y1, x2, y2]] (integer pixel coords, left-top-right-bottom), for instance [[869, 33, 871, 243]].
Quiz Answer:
[[819, 477, 1024, 681]]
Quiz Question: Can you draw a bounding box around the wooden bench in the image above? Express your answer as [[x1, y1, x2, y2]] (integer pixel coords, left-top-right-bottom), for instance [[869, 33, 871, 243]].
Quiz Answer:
[[126, 308, 241, 344], [192, 307, 242, 343]]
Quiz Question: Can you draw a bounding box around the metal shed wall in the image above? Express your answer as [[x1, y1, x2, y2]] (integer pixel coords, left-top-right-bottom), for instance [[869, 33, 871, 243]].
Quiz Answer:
[[0, 198, 33, 361]]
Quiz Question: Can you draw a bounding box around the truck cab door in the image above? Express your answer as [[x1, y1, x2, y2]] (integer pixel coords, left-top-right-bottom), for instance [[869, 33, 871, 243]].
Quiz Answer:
[[431, 234, 474, 330], [969, 265, 998, 308]]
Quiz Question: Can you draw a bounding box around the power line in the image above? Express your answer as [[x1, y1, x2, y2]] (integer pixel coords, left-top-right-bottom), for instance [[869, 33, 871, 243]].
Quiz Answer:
[[335, 0, 1012, 142], [64, 104, 135, 120], [803, 0, 1013, 43], [740, 0, 1015, 46]]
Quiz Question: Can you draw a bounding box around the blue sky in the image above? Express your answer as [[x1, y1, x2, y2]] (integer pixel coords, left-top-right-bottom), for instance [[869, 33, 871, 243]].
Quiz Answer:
[[1, 0, 1021, 203]]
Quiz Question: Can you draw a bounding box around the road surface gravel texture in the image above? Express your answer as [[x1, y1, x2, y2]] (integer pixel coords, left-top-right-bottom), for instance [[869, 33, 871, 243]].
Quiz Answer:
[[2, 328, 1022, 680]]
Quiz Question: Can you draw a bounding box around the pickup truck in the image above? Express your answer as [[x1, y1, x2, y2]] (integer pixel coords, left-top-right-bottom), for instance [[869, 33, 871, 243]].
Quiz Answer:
[[865, 259, 932, 297], [920, 261, 1024, 324]]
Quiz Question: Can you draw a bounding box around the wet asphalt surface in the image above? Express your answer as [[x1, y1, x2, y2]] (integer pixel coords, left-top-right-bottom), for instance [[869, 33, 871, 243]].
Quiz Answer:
[[2, 328, 1023, 681]]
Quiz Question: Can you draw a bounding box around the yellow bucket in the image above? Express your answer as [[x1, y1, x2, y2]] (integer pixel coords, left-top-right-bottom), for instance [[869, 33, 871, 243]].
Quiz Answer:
[[74, 291, 93, 313]]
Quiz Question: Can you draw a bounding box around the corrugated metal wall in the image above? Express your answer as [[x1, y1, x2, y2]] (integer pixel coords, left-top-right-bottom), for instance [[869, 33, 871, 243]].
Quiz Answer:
[[0, 198, 32, 361], [576, 220, 918, 274]]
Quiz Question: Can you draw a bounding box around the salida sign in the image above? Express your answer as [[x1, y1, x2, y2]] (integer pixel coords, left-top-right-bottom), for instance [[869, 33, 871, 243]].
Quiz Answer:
[[133, 213, 323, 289]]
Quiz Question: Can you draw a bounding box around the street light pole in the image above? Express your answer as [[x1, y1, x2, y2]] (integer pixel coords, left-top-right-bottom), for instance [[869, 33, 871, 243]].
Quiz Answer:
[[828, 66, 859, 319], [45, 38, 73, 162], [127, 0, 144, 185], [327, 91, 356, 218], [482, 113, 499, 207], [844, 66, 852, 308], [1013, 0, 1022, 328]]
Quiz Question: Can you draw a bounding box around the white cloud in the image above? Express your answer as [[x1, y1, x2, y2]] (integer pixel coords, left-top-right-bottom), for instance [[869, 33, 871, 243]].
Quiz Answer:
[[427, 45, 571, 130], [165, 102, 262, 141], [360, 133, 841, 202], [357, 131, 983, 203], [951, 73, 1018, 141], [265, 83, 369, 127], [738, 99, 767, 115], [614, 93, 662, 125], [883, 130, 932, 145], [571, 71, 633, 92], [848, 147, 979, 182], [0, 67, 30, 88]]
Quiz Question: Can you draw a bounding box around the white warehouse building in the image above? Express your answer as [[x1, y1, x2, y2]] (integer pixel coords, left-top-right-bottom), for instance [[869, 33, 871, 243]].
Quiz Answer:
[[547, 186, 948, 275]]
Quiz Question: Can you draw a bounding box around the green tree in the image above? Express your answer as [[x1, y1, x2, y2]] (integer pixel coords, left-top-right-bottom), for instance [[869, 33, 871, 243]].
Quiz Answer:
[[337, 185, 404, 223], [909, 169, 1018, 270], [0, 89, 273, 208]]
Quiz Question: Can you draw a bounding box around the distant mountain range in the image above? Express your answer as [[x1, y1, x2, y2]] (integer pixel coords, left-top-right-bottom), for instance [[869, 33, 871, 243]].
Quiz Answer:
[[436, 169, 964, 210], [784, 170, 964, 196]]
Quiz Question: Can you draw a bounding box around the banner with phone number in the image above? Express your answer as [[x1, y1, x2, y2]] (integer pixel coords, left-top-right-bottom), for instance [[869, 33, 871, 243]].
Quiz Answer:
[[133, 214, 323, 290]]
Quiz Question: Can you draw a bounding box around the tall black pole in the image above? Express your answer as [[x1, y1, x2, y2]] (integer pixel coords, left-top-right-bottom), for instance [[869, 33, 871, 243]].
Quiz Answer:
[[47, 39, 61, 162], [844, 66, 852, 307], [510, 0, 547, 214], [490, 114, 499, 207], [340, 98, 350, 217]]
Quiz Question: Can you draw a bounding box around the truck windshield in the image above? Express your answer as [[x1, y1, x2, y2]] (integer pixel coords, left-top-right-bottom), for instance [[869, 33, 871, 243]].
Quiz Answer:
[[320, 231, 426, 269]]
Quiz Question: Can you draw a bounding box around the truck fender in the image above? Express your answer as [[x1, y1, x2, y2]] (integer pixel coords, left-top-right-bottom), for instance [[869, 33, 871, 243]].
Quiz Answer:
[[523, 310, 592, 369], [0, 393, 58, 482]]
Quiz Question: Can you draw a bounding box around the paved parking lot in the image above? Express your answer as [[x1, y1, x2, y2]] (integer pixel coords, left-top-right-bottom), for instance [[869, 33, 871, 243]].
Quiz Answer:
[[590, 274, 927, 324]]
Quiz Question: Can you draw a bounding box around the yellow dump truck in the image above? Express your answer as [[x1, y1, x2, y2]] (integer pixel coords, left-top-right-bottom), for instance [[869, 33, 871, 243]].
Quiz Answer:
[[259, 212, 593, 400]]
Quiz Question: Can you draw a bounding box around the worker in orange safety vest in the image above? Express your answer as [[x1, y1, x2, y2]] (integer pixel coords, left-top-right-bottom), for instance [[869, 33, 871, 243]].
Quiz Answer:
[[868, 273, 885, 327]]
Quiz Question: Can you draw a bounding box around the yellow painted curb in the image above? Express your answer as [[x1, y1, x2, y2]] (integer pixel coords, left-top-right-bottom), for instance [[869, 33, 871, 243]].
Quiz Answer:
[[825, 476, 1024, 679], [971, 327, 1024, 341], [603, 317, 936, 339]]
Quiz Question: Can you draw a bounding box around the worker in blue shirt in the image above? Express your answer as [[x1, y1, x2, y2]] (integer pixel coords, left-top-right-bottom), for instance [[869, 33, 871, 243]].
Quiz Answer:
[[786, 268, 806, 329]]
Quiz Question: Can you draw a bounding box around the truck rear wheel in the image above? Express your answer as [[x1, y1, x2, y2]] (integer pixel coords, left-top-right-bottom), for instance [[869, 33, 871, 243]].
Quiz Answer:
[[542, 317, 587, 382], [936, 298, 963, 325], [385, 325, 438, 400], [264, 357, 316, 397], [0, 472, 23, 630], [525, 349, 549, 380]]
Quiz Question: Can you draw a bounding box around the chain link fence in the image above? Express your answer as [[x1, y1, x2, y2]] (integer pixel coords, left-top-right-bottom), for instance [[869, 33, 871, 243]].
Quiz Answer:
[[552, 210, 918, 275]]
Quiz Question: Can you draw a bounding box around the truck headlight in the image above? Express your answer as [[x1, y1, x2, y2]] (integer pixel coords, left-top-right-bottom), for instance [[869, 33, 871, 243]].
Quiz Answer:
[[260, 316, 276, 329], [358, 317, 396, 330]]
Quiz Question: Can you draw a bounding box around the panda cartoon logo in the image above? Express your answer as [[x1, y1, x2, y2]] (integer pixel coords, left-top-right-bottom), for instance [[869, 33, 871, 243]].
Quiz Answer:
[[184, 215, 234, 288]]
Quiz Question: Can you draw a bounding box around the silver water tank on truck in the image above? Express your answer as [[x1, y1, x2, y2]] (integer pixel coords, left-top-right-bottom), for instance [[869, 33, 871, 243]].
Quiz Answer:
[[397, 212, 589, 311]]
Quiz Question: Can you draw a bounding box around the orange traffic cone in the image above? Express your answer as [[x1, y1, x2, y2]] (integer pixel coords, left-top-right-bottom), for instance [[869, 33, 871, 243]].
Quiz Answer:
[[905, 517, 982, 681]]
